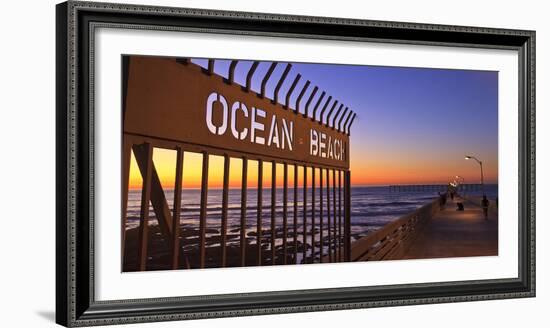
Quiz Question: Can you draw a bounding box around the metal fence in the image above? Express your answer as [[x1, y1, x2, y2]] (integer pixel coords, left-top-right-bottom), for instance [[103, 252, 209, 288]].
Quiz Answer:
[[122, 56, 355, 271]]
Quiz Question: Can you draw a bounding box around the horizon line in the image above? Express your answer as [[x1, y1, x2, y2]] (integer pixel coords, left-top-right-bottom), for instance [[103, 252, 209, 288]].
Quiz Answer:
[[128, 182, 499, 190]]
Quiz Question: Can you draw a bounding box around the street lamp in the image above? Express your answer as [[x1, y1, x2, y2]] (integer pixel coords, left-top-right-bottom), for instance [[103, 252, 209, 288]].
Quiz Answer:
[[465, 155, 485, 196]]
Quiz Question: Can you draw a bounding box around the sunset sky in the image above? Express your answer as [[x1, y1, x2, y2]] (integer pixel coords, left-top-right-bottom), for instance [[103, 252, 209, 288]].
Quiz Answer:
[[127, 58, 498, 189]]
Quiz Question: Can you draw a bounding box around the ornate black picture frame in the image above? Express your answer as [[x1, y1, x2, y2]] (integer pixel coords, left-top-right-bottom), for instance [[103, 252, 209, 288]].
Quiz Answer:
[[56, 1, 535, 326]]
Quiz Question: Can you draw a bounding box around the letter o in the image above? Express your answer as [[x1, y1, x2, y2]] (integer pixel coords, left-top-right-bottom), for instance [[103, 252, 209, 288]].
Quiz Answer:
[[205, 92, 228, 135]]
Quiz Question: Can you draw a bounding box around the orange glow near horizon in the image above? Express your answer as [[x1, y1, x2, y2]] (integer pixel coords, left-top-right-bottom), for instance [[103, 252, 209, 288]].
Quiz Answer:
[[129, 148, 311, 190], [128, 147, 498, 190]]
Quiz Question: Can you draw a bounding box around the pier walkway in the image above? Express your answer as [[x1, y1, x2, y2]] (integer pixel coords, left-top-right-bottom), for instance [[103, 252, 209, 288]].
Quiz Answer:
[[402, 196, 498, 259], [349, 195, 498, 262]]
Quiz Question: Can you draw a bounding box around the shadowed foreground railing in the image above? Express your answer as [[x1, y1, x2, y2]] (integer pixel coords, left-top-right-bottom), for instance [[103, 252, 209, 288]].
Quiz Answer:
[[349, 198, 440, 261]]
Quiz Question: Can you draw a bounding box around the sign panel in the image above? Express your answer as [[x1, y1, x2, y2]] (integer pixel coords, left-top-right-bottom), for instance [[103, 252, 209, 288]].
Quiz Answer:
[[124, 56, 350, 169]]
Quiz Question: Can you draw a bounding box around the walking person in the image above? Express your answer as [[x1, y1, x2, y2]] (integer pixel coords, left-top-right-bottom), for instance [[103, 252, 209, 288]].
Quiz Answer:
[[438, 192, 446, 211], [481, 195, 490, 220]]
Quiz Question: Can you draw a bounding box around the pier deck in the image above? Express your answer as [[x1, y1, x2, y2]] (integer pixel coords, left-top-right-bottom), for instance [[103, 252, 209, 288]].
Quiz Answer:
[[402, 196, 498, 259]]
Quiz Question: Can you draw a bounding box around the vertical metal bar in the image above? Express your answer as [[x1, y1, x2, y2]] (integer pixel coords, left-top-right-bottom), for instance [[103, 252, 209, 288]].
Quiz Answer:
[[346, 113, 357, 135], [207, 59, 215, 75], [337, 107, 349, 132], [319, 96, 332, 124], [246, 61, 260, 91], [293, 165, 298, 264], [137, 143, 153, 271], [344, 170, 351, 262], [283, 163, 288, 264], [304, 86, 318, 118], [240, 158, 248, 266], [325, 100, 339, 126], [171, 147, 184, 270], [273, 64, 292, 105], [261, 62, 278, 98], [338, 170, 343, 262], [228, 60, 238, 84], [302, 166, 308, 263], [175, 57, 190, 65], [311, 167, 316, 263], [295, 80, 311, 114], [326, 168, 332, 262], [271, 161, 276, 265], [342, 110, 353, 134], [221, 154, 230, 267], [121, 138, 132, 264], [332, 169, 337, 262], [199, 152, 209, 269], [332, 105, 345, 129], [256, 160, 263, 266], [285, 74, 302, 110], [319, 168, 324, 261], [311, 91, 326, 122]]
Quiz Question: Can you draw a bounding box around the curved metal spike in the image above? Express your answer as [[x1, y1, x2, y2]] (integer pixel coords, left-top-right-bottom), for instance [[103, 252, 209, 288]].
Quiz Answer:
[[304, 86, 318, 118], [228, 60, 238, 84], [342, 110, 353, 134], [337, 107, 349, 131], [325, 100, 338, 126], [260, 62, 277, 98], [311, 91, 325, 121], [207, 59, 215, 75], [346, 112, 357, 135], [319, 95, 332, 123], [273, 64, 292, 105], [295, 80, 310, 114], [175, 57, 190, 65], [332, 104, 344, 129], [245, 61, 260, 91], [285, 74, 301, 109]]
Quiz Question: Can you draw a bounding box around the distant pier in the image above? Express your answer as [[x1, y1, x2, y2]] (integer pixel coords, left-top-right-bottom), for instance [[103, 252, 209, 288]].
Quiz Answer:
[[388, 184, 482, 193]]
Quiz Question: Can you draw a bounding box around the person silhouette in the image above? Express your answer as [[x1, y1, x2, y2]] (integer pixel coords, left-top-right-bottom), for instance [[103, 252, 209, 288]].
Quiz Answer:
[[438, 192, 446, 210], [481, 195, 490, 220]]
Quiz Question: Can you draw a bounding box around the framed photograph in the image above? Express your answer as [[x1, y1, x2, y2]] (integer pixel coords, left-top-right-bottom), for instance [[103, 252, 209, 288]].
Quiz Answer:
[[56, 1, 535, 326]]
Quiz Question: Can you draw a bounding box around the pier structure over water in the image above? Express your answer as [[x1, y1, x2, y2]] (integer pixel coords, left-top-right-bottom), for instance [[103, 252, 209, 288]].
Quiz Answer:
[[349, 194, 498, 261], [388, 184, 482, 193]]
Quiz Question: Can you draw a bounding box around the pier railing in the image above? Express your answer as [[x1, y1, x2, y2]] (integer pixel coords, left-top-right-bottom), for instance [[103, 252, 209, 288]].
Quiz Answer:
[[349, 198, 440, 261]]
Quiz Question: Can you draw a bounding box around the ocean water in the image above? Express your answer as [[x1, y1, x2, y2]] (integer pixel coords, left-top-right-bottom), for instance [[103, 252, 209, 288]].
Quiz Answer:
[[125, 184, 498, 245]]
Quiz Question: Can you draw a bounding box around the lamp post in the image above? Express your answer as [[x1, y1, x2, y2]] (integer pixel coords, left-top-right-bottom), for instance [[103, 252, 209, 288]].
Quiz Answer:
[[465, 155, 485, 196], [455, 175, 465, 196]]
